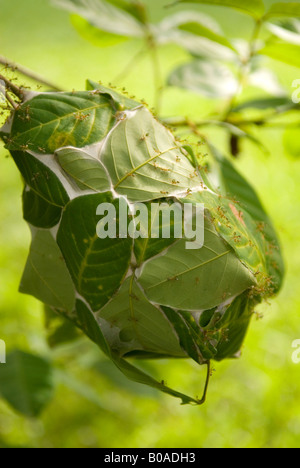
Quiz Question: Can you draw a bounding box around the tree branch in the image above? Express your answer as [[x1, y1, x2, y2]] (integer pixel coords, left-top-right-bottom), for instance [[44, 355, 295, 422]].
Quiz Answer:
[[0, 55, 63, 92]]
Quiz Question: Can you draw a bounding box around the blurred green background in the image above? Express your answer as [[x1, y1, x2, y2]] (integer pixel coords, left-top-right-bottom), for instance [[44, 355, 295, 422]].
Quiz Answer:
[[0, 0, 300, 448]]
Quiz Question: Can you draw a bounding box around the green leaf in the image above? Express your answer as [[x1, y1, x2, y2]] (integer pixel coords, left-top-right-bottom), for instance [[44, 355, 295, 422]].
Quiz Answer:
[[86, 79, 140, 110], [7, 92, 117, 154], [185, 190, 266, 276], [57, 193, 132, 311], [106, 0, 147, 24], [177, 22, 236, 52], [22, 187, 62, 229], [265, 2, 300, 19], [0, 350, 54, 417], [259, 42, 300, 68], [137, 216, 256, 311], [11, 151, 69, 208], [101, 106, 202, 201], [162, 307, 217, 362], [98, 276, 185, 357], [71, 14, 129, 47], [283, 127, 300, 158], [44, 306, 82, 348], [75, 300, 204, 405], [267, 20, 300, 46], [233, 96, 293, 112], [168, 59, 238, 98], [211, 149, 285, 293], [52, 0, 144, 37], [20, 230, 76, 311], [134, 200, 180, 265], [169, 0, 265, 20], [56, 147, 111, 192], [204, 293, 254, 360]]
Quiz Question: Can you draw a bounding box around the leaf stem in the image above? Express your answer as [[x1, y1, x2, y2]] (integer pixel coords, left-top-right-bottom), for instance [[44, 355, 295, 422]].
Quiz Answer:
[[5, 91, 19, 110], [0, 73, 24, 100], [198, 360, 211, 405], [222, 18, 263, 120]]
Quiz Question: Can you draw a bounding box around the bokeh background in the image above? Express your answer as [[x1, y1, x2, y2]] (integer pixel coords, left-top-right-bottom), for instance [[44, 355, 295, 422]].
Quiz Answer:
[[0, 0, 300, 448]]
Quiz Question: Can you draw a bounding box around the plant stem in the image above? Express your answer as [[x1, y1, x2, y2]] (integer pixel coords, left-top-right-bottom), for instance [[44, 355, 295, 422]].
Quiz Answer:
[[0, 55, 63, 91], [0, 73, 24, 100], [222, 19, 263, 120], [198, 361, 211, 405], [5, 91, 18, 110]]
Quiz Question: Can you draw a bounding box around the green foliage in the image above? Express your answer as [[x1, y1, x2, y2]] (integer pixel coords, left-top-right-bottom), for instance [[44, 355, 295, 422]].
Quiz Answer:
[[0, 351, 54, 417], [0, 81, 284, 406], [2, 0, 299, 419]]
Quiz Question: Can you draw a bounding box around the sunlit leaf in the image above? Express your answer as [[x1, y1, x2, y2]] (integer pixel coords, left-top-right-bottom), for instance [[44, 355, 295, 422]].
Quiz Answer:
[[168, 59, 238, 98], [10, 151, 69, 207], [267, 20, 300, 45], [157, 11, 236, 60], [283, 127, 300, 158], [178, 22, 236, 52], [52, 0, 144, 37], [265, 2, 300, 19], [168, 0, 265, 20], [101, 106, 202, 201], [86, 79, 140, 109], [56, 147, 111, 192], [22, 187, 62, 229], [71, 14, 129, 47], [259, 42, 300, 68]]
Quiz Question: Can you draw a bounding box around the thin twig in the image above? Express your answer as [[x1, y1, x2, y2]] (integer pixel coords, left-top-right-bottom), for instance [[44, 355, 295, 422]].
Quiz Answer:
[[0, 73, 24, 100], [5, 91, 18, 110], [0, 55, 63, 91], [198, 361, 211, 405]]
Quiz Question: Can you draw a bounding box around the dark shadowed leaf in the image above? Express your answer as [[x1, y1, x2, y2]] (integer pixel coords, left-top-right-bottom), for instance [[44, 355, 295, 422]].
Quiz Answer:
[[22, 187, 62, 228], [0, 350, 55, 417], [20, 230, 76, 311], [44, 306, 82, 348], [11, 151, 69, 207], [101, 106, 202, 201], [57, 193, 132, 311]]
